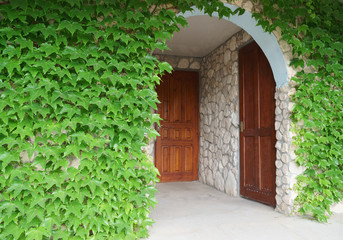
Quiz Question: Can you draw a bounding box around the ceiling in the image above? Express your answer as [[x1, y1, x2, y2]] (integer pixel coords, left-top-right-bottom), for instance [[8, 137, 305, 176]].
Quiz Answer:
[[154, 15, 242, 58]]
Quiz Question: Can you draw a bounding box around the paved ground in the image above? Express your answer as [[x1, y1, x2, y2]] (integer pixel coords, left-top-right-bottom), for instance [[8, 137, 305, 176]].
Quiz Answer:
[[147, 181, 343, 240]]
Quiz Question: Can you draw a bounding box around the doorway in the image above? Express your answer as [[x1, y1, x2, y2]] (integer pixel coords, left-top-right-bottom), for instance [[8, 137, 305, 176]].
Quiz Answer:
[[155, 70, 199, 182], [153, 2, 291, 213]]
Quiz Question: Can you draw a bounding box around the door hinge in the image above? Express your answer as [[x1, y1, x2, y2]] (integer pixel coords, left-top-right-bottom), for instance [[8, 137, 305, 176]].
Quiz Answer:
[[240, 121, 244, 132]]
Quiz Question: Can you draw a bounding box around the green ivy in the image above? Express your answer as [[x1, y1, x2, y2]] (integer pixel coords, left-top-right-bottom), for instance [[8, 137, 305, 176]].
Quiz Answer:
[[253, 0, 343, 222], [0, 0, 176, 239], [0, 0, 243, 239], [0, 0, 340, 238]]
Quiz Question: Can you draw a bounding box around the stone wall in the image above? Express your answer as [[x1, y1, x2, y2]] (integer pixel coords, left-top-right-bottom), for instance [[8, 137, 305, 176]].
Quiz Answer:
[[198, 30, 252, 196], [274, 85, 302, 214], [154, 54, 201, 71]]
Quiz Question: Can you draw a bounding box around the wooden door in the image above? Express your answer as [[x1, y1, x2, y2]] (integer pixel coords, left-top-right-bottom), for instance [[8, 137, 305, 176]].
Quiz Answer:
[[155, 71, 199, 182], [239, 41, 276, 206]]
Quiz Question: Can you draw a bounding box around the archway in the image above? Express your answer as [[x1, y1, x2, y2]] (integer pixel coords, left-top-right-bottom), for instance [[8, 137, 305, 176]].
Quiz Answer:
[[153, 2, 292, 213], [182, 3, 288, 88]]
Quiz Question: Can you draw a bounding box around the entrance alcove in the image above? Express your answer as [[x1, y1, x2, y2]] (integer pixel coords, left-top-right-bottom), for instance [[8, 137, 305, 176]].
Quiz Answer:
[[152, 3, 294, 214]]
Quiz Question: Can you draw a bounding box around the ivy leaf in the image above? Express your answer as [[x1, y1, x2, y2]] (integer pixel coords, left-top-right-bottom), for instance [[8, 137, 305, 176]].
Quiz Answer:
[[57, 21, 83, 35], [55, 36, 68, 47], [0, 152, 19, 170], [158, 61, 172, 73], [75, 9, 91, 21], [39, 43, 58, 57], [6, 9, 25, 22], [27, 207, 45, 223], [68, 0, 82, 8], [77, 71, 95, 83], [31, 23, 45, 33], [7, 182, 29, 199], [312, 40, 325, 49], [85, 26, 104, 41], [86, 59, 107, 72], [3, 45, 21, 58], [0, 221, 23, 239], [34, 60, 55, 74], [290, 58, 304, 68], [30, 196, 46, 209], [16, 38, 33, 51], [10, 0, 28, 11], [0, 202, 17, 216], [26, 228, 43, 240], [4, 59, 21, 76], [52, 190, 67, 203]]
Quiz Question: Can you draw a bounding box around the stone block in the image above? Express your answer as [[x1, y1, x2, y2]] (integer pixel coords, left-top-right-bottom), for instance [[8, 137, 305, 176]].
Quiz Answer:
[[281, 153, 289, 163], [206, 169, 214, 186], [224, 171, 237, 196], [178, 58, 189, 68], [190, 61, 200, 69], [282, 165, 289, 175], [229, 36, 237, 51], [215, 172, 225, 192], [275, 160, 282, 168]]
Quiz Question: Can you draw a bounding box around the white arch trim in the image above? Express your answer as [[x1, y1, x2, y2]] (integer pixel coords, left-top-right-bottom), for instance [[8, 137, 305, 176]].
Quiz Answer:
[[182, 3, 288, 88]]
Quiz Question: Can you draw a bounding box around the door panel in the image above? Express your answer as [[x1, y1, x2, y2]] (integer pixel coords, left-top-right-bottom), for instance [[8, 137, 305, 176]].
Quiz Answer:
[[239, 41, 276, 207], [155, 71, 199, 182]]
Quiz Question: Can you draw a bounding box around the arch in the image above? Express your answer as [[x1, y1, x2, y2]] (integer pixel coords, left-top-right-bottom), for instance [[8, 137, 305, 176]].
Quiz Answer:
[[181, 3, 288, 88]]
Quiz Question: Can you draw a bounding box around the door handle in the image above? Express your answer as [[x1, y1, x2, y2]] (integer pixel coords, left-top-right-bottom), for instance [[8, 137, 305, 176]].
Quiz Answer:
[[240, 121, 244, 132]]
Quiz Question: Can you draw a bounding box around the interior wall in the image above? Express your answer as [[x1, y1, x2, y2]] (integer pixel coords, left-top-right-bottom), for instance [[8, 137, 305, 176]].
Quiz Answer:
[[198, 30, 251, 196]]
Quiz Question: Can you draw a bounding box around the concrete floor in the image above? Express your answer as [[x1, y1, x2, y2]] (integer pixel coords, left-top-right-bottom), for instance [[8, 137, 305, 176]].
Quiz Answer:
[[148, 181, 343, 240]]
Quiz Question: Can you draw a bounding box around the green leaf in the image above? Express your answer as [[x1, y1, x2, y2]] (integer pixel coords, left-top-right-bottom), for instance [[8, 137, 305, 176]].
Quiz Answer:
[[0, 152, 19, 170], [57, 21, 83, 35], [6, 9, 25, 22], [3, 45, 21, 58], [7, 182, 29, 198], [52, 190, 67, 203], [39, 43, 58, 57], [26, 228, 43, 240], [10, 0, 28, 10], [158, 61, 172, 73], [0, 221, 24, 239], [26, 207, 45, 223], [290, 58, 304, 68], [16, 38, 33, 51]]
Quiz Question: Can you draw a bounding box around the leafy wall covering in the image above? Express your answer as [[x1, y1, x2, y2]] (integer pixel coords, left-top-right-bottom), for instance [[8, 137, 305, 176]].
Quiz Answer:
[[0, 0, 241, 239], [254, 0, 343, 222], [0, 0, 342, 239]]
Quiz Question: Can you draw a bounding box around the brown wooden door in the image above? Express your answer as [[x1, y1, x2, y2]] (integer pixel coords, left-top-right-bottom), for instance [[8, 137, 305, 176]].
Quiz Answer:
[[155, 70, 199, 182], [239, 41, 276, 206]]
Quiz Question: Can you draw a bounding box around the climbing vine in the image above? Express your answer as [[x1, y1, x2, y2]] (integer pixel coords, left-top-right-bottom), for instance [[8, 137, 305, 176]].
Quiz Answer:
[[253, 0, 343, 222], [0, 0, 243, 239], [0, 0, 341, 239]]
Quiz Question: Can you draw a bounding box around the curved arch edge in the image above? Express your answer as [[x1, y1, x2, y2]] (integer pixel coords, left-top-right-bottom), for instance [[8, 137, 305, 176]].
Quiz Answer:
[[181, 3, 288, 88]]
